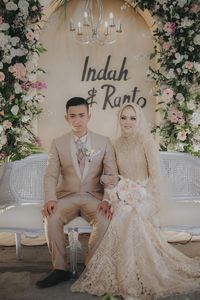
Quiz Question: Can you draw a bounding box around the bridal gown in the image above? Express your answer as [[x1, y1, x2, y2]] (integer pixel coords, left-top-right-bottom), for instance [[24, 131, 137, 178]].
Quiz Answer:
[[71, 134, 200, 300]]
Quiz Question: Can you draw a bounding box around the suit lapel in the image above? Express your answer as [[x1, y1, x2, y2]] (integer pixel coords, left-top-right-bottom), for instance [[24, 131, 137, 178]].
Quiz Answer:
[[70, 133, 81, 180], [82, 131, 91, 182]]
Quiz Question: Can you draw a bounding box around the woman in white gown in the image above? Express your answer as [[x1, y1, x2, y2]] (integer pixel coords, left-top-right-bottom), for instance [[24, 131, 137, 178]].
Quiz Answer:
[[71, 103, 200, 300]]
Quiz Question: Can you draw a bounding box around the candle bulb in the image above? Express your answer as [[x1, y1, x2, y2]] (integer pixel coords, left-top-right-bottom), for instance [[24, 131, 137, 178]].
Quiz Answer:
[[77, 22, 82, 35], [109, 12, 115, 27], [104, 21, 108, 36], [84, 11, 89, 26], [70, 18, 75, 31], [117, 22, 122, 33]]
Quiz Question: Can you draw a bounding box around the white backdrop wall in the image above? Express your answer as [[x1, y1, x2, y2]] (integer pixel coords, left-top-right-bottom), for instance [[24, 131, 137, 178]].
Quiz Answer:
[[38, 0, 156, 150]]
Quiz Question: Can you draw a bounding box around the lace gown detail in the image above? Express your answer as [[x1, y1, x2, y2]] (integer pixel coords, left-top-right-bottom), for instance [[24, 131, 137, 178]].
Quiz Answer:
[[71, 104, 200, 299]]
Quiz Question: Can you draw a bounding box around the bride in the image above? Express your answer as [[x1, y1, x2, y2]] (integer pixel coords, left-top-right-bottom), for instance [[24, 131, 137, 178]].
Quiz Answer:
[[71, 103, 200, 300]]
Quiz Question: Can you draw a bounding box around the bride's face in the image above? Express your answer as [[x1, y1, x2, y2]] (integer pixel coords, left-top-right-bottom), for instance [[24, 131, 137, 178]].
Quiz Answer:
[[120, 106, 136, 135]]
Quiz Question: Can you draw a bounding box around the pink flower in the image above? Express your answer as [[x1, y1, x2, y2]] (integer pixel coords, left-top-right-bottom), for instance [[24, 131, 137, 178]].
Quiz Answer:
[[184, 61, 193, 69], [0, 72, 5, 81], [168, 113, 178, 123], [8, 66, 15, 73], [0, 16, 3, 24], [177, 131, 187, 141], [3, 120, 12, 129], [26, 31, 35, 40], [11, 63, 26, 81], [0, 111, 4, 116], [176, 110, 183, 118], [178, 118, 185, 125], [162, 88, 174, 100], [191, 4, 198, 13], [163, 41, 171, 51], [35, 95, 44, 103], [164, 22, 171, 32], [0, 153, 5, 159]]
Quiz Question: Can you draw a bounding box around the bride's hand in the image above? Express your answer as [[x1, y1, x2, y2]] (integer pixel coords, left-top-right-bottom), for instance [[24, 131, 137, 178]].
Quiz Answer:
[[97, 201, 112, 220]]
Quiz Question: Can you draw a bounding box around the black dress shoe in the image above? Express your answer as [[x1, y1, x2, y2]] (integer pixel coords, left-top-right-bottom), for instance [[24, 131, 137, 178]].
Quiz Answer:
[[36, 269, 71, 288]]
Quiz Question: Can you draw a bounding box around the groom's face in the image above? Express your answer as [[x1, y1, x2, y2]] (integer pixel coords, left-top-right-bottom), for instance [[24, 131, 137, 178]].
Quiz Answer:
[[65, 104, 91, 137]]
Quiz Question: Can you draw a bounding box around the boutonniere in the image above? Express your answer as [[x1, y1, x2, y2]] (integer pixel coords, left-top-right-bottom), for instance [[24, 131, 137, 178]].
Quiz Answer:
[[83, 148, 101, 162]]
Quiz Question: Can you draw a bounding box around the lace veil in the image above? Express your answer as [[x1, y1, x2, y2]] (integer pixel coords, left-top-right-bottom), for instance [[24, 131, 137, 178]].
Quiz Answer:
[[114, 103, 164, 226]]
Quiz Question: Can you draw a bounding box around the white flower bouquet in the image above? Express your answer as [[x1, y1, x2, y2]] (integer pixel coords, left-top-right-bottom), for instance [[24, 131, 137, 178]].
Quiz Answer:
[[106, 176, 147, 209]]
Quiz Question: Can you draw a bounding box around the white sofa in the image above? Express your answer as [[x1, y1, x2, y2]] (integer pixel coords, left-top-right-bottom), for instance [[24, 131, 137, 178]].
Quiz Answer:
[[0, 151, 200, 275]]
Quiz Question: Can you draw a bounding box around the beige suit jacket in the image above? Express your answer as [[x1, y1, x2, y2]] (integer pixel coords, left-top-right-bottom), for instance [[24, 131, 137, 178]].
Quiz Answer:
[[44, 130, 118, 202]]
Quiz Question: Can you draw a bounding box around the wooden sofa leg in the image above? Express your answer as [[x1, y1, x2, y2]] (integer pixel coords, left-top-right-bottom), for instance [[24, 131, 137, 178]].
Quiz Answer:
[[15, 233, 21, 260]]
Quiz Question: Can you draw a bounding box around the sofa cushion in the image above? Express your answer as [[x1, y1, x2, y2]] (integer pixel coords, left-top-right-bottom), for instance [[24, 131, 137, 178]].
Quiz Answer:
[[0, 204, 43, 230]]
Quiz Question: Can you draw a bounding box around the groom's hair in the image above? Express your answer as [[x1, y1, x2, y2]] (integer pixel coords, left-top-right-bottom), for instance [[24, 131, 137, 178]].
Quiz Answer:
[[66, 97, 89, 113]]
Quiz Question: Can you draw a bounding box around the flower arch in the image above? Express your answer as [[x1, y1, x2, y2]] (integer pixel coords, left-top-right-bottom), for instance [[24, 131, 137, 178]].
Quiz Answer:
[[0, 0, 200, 164]]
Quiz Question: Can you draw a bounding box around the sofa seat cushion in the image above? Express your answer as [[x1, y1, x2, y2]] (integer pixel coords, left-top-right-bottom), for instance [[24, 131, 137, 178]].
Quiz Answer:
[[0, 204, 43, 230], [0, 205, 91, 233]]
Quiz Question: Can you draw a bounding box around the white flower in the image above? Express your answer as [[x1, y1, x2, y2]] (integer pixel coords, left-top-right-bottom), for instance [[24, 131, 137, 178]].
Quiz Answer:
[[6, 2, 18, 10], [177, 0, 187, 8], [166, 68, 175, 79], [176, 143, 184, 152], [188, 46, 194, 52], [0, 62, 3, 69], [176, 93, 185, 104], [187, 100, 196, 110], [2, 56, 12, 64], [11, 105, 19, 115], [0, 133, 7, 146], [11, 36, 20, 46], [18, 0, 29, 10], [173, 53, 184, 64], [0, 33, 9, 48], [194, 62, 200, 72], [194, 34, 200, 45], [14, 82, 22, 94], [193, 141, 200, 152], [190, 112, 200, 128], [0, 125, 3, 134], [0, 23, 10, 31], [22, 115, 30, 123], [180, 17, 194, 27]]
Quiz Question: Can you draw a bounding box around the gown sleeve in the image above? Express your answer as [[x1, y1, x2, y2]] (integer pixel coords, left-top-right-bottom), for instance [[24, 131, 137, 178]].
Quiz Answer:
[[136, 136, 161, 226]]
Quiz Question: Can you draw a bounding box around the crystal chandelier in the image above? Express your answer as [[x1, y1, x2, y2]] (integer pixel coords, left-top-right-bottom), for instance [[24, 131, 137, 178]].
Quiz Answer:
[[69, 0, 122, 45]]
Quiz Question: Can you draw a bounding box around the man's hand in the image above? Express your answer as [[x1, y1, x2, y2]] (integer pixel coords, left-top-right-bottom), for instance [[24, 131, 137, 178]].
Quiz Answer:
[[97, 201, 112, 220], [42, 200, 57, 217]]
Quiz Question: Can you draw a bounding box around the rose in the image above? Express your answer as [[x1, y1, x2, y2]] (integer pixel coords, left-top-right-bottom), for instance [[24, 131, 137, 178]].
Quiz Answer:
[[177, 131, 187, 141], [162, 88, 174, 100], [6, 2, 18, 11], [0, 72, 5, 81], [11, 105, 19, 116], [3, 120, 12, 129], [26, 31, 35, 40], [184, 61, 193, 69]]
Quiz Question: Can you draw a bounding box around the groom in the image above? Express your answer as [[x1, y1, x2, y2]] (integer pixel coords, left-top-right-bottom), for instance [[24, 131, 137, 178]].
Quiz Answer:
[[36, 97, 118, 288]]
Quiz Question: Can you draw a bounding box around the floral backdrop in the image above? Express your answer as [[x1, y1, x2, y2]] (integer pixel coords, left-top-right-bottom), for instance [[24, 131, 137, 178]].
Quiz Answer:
[[0, 0, 200, 164], [0, 0, 46, 164], [128, 0, 200, 156]]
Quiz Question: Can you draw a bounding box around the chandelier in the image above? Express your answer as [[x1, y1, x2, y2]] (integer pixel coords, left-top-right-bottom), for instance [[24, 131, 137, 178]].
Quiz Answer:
[[69, 0, 122, 45]]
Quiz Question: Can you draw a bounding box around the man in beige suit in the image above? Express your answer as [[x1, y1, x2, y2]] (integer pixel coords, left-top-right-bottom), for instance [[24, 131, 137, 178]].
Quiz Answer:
[[36, 97, 118, 288]]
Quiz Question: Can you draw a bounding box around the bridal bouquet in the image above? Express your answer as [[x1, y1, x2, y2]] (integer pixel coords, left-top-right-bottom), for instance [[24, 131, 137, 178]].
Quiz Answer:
[[106, 176, 147, 209]]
